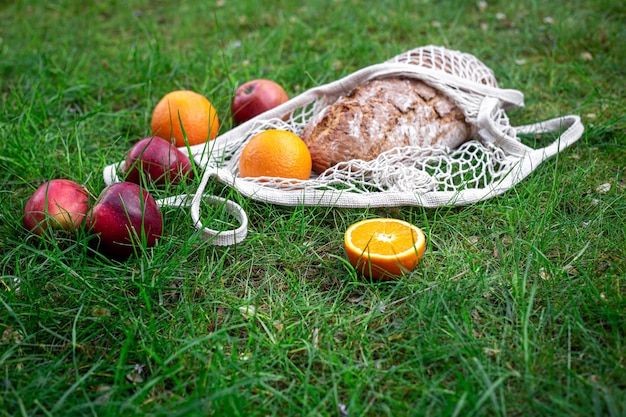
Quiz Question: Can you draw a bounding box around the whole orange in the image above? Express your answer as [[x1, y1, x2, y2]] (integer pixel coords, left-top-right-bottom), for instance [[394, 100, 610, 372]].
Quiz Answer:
[[344, 218, 426, 280], [238, 129, 312, 180], [150, 90, 219, 147]]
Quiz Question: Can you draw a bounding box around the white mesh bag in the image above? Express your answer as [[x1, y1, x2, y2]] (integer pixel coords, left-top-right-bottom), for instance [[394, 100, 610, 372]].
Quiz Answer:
[[103, 45, 584, 246]]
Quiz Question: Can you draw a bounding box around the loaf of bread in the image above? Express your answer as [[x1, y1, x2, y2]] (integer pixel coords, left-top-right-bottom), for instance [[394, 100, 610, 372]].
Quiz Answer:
[[301, 77, 475, 174]]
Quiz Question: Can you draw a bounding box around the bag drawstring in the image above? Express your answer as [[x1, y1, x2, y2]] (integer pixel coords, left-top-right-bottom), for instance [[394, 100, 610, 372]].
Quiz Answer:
[[157, 189, 248, 246], [103, 160, 249, 246]]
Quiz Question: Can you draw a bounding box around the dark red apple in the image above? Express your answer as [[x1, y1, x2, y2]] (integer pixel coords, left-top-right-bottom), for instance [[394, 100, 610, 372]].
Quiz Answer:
[[86, 182, 163, 258], [23, 179, 89, 236], [231, 79, 289, 125], [124, 136, 194, 185]]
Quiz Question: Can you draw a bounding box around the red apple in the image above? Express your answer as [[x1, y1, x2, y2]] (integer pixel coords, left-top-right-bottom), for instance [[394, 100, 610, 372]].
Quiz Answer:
[[23, 179, 89, 236], [86, 182, 163, 258], [231, 79, 289, 125], [124, 136, 194, 185]]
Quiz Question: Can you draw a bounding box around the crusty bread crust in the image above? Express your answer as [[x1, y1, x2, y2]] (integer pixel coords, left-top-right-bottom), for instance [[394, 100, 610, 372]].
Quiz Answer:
[[301, 77, 474, 174]]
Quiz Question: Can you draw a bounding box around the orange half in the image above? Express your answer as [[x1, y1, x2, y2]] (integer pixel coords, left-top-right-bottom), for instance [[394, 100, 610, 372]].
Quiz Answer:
[[344, 218, 426, 280]]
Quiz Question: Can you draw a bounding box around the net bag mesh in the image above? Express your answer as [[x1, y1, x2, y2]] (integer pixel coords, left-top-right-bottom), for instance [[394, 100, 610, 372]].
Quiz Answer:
[[103, 45, 584, 245]]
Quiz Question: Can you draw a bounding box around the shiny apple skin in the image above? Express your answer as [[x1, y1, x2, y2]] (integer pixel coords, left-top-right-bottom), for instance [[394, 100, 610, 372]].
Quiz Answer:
[[86, 182, 163, 258], [23, 179, 89, 236], [124, 136, 194, 185], [231, 79, 289, 125]]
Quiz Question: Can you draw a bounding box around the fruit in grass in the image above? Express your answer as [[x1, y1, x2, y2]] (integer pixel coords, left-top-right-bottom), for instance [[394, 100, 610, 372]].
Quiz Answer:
[[344, 218, 426, 280], [231, 79, 289, 125], [150, 90, 219, 147], [23, 179, 89, 236], [238, 129, 312, 180], [86, 182, 162, 258], [124, 136, 194, 185]]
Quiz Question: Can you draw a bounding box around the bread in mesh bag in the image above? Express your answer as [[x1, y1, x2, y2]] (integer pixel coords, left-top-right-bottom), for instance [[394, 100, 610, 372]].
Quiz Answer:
[[301, 77, 476, 174]]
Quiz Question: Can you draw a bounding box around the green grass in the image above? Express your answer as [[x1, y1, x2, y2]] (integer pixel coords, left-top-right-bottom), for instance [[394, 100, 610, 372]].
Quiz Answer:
[[1, 0, 625, 416]]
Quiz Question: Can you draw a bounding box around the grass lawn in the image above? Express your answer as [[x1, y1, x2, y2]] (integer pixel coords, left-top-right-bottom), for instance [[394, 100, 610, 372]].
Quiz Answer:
[[1, 0, 624, 416]]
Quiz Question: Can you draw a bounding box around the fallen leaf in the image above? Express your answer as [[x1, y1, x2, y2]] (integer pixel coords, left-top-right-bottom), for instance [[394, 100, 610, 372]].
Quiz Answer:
[[562, 264, 579, 277], [595, 183, 611, 194], [91, 307, 111, 317], [273, 320, 284, 332], [126, 372, 144, 384], [483, 347, 501, 357], [348, 294, 366, 304], [95, 385, 112, 403], [239, 305, 256, 320], [581, 52, 593, 61], [1, 327, 24, 344]]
